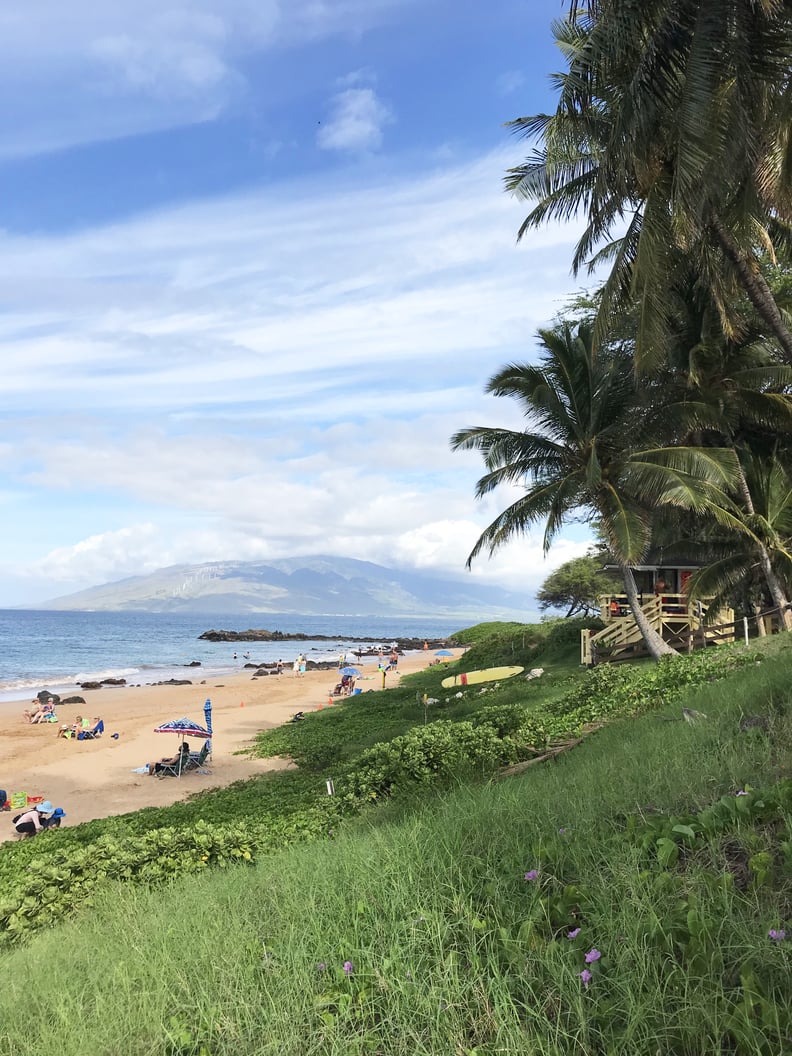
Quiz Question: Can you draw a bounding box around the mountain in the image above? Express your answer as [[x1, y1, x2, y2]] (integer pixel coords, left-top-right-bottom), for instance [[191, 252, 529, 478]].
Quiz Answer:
[[38, 556, 532, 619]]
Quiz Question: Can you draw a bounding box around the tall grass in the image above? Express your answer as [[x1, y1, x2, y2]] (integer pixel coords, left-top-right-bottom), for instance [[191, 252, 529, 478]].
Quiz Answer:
[[0, 646, 790, 1054]]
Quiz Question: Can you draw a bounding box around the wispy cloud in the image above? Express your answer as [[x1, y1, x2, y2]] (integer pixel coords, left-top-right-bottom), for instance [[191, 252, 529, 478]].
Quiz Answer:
[[0, 0, 418, 157], [0, 148, 594, 603], [317, 86, 393, 153], [496, 70, 525, 96]]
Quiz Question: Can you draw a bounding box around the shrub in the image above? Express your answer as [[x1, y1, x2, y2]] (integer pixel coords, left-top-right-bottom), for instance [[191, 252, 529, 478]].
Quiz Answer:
[[345, 720, 517, 801]]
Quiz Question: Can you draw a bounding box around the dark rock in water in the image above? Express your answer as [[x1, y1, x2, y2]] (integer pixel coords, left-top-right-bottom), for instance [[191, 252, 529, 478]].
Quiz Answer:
[[184, 661, 201, 667], [243, 662, 260, 669], [60, 695, 86, 705], [198, 628, 451, 650], [153, 679, 192, 686], [79, 682, 103, 690], [36, 689, 61, 704], [100, 677, 127, 686]]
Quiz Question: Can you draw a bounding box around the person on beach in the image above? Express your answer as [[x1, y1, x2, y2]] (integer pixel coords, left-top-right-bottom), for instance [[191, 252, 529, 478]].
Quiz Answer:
[[27, 701, 55, 724], [23, 700, 51, 722], [147, 741, 190, 776], [58, 716, 86, 739], [276, 659, 283, 675], [13, 801, 56, 837]]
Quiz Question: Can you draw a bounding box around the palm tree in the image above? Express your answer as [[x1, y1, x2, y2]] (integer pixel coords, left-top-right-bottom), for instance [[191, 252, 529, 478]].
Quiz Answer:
[[451, 321, 739, 659], [652, 290, 792, 625], [683, 453, 792, 626], [506, 4, 792, 366]]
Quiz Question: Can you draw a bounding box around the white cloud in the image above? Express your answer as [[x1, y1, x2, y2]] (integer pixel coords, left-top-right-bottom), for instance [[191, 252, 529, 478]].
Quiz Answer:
[[0, 0, 418, 157], [0, 148, 598, 604], [317, 87, 393, 153]]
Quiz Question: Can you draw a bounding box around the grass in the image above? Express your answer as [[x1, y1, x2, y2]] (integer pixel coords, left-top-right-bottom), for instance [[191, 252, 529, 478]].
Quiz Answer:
[[0, 631, 790, 1054]]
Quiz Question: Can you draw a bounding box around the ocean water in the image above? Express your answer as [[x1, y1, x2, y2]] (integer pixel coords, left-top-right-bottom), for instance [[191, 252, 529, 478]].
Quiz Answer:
[[0, 609, 460, 703]]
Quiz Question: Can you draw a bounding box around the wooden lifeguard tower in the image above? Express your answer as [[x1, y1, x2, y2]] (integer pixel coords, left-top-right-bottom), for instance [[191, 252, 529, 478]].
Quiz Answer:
[[580, 561, 734, 665]]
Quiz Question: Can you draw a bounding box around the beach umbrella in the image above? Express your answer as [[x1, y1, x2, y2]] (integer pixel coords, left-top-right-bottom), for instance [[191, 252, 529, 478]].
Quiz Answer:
[[203, 698, 213, 758], [153, 717, 211, 738], [339, 667, 361, 677], [434, 650, 453, 657], [153, 717, 211, 776]]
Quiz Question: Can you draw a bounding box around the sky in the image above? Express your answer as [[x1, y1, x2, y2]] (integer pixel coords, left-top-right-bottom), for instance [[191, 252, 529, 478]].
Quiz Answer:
[[0, 0, 595, 609]]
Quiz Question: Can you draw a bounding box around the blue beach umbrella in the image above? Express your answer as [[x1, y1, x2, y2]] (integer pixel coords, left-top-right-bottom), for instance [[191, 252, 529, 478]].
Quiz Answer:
[[203, 698, 213, 757], [434, 650, 453, 657], [339, 667, 361, 677]]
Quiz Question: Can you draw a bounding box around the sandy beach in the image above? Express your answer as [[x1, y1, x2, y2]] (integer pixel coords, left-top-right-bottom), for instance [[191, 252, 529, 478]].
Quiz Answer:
[[0, 651, 449, 842]]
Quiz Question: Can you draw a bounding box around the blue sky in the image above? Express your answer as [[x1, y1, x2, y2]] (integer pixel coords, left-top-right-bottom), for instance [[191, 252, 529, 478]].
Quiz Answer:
[[0, 0, 594, 607]]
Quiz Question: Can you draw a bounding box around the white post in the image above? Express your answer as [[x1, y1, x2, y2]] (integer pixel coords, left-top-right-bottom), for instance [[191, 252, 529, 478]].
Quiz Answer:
[[326, 777, 335, 796], [743, 617, 749, 647]]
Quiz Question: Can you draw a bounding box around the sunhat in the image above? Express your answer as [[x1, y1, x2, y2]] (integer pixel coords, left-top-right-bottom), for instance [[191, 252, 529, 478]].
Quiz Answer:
[[36, 800, 54, 815]]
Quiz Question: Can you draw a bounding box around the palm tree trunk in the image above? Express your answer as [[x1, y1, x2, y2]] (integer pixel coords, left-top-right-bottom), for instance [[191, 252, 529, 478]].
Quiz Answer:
[[710, 211, 792, 363], [734, 461, 792, 630], [619, 563, 677, 659], [752, 602, 767, 637]]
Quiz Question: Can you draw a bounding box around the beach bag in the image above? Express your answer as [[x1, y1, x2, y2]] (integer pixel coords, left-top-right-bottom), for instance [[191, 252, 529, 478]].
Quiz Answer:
[[9, 792, 27, 810]]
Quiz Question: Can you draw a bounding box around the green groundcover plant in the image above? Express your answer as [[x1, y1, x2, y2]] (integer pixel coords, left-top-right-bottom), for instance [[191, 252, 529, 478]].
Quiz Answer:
[[0, 635, 764, 950]]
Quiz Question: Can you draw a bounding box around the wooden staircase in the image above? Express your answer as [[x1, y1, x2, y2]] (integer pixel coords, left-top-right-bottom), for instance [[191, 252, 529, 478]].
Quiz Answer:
[[580, 594, 734, 665]]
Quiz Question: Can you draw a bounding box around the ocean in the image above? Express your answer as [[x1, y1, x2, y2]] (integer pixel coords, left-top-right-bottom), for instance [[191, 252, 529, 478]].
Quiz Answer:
[[0, 609, 461, 703]]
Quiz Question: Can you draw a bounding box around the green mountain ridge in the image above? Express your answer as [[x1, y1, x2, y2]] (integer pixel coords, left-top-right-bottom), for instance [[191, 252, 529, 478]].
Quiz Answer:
[[37, 555, 533, 619]]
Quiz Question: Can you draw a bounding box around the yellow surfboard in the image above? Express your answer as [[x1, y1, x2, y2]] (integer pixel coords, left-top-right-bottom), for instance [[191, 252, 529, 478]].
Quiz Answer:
[[441, 665, 524, 689]]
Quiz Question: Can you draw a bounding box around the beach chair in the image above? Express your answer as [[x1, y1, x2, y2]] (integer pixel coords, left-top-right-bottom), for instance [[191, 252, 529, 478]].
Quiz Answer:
[[78, 719, 104, 740], [158, 741, 211, 778], [186, 741, 212, 772]]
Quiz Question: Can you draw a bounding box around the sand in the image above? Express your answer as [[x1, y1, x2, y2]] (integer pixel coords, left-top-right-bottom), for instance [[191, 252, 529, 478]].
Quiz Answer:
[[0, 651, 452, 842]]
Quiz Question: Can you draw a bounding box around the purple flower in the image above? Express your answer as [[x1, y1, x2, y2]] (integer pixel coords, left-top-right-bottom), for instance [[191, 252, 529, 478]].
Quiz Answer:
[[584, 949, 602, 963], [736, 790, 749, 797], [579, 969, 593, 987], [558, 828, 567, 835], [316, 962, 327, 972], [768, 929, 786, 942], [343, 960, 354, 975], [524, 869, 538, 881], [566, 928, 581, 939]]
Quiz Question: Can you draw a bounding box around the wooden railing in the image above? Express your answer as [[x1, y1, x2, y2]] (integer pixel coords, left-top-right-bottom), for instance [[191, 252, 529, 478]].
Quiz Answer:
[[580, 593, 735, 665]]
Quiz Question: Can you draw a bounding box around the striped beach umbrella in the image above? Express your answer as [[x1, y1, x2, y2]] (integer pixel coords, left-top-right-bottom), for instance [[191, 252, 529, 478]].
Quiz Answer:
[[153, 717, 211, 738], [203, 698, 213, 757], [153, 717, 211, 776]]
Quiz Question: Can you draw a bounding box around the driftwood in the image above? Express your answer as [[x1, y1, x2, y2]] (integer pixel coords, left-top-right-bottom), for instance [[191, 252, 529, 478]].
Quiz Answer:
[[496, 723, 605, 780]]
